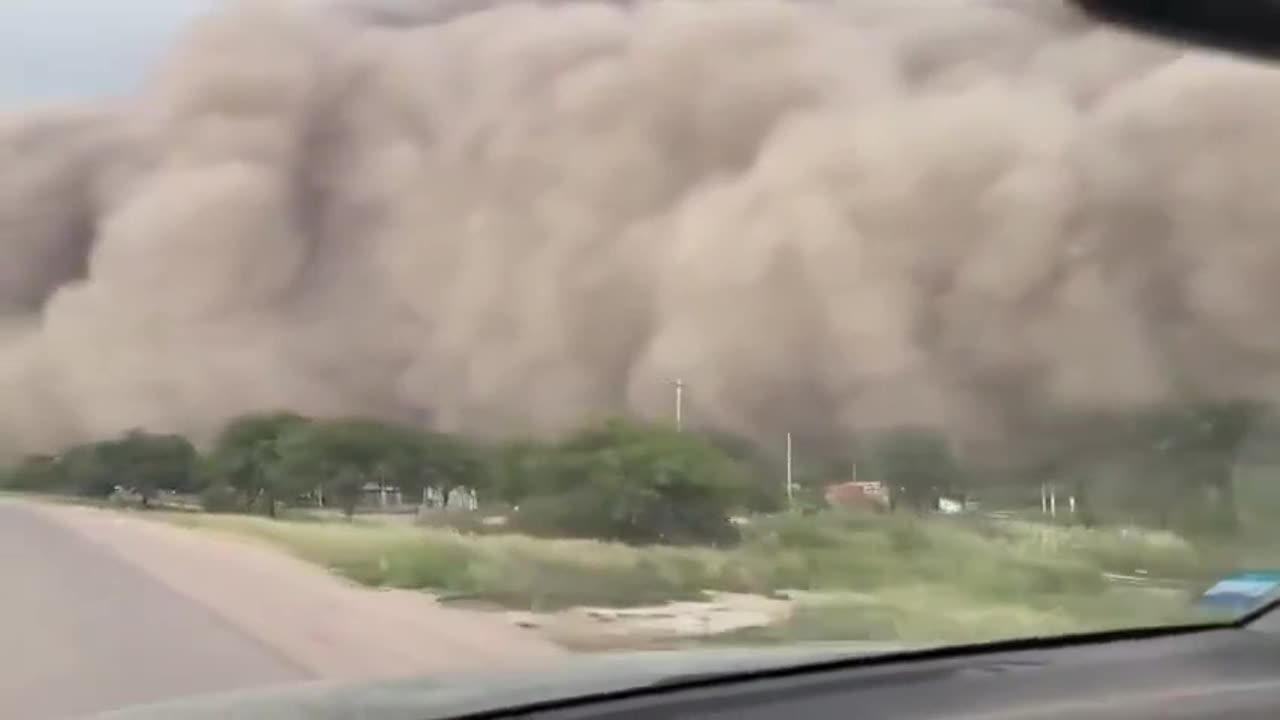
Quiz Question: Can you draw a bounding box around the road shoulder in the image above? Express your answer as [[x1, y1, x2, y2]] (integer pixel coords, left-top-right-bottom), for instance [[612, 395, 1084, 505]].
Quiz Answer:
[[28, 502, 567, 681]]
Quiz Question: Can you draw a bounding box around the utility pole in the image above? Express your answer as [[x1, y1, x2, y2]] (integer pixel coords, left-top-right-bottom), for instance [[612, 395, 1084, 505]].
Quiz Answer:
[[675, 379, 686, 427], [786, 432, 794, 507]]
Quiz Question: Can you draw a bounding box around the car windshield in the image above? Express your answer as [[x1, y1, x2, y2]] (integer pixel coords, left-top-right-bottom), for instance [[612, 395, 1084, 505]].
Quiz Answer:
[[4, 0, 1280, 717]]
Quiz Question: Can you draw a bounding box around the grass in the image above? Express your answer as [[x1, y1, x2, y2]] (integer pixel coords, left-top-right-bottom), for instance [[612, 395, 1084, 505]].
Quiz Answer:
[[0, 489, 114, 508], [162, 511, 725, 608], [153, 507, 1223, 645], [713, 583, 1194, 646]]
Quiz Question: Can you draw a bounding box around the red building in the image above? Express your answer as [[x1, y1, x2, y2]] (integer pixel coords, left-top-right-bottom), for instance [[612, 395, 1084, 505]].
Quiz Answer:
[[824, 480, 889, 510]]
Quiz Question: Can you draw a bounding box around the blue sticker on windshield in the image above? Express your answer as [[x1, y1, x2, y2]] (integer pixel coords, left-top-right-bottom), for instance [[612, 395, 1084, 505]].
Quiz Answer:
[[1198, 572, 1280, 614]]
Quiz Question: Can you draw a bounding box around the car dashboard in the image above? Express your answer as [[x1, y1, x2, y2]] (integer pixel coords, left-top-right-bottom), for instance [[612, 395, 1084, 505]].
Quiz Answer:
[[508, 623, 1280, 720]]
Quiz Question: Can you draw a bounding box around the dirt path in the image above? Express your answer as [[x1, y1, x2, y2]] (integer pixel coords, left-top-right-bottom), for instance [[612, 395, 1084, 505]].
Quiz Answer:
[[29, 502, 566, 682]]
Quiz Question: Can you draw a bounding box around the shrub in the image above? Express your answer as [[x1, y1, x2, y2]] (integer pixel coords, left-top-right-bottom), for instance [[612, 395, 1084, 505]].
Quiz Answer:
[[504, 419, 749, 545], [199, 482, 242, 513]]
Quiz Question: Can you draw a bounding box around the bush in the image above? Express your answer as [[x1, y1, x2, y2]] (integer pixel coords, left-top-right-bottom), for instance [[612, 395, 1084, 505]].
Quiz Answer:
[[199, 482, 242, 513], [108, 488, 143, 508], [2, 455, 63, 493], [740, 512, 847, 549], [503, 419, 750, 545], [516, 484, 743, 547], [249, 492, 279, 517]]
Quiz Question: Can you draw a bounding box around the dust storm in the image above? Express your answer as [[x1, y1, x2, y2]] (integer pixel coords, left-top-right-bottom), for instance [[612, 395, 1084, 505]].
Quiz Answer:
[[2, 0, 1279, 455]]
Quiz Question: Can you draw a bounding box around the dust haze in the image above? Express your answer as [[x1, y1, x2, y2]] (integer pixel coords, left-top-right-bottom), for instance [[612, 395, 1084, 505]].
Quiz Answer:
[[3, 0, 1280, 456]]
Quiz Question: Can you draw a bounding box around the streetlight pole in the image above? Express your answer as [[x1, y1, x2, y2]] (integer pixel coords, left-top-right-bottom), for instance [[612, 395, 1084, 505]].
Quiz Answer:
[[675, 376, 686, 430]]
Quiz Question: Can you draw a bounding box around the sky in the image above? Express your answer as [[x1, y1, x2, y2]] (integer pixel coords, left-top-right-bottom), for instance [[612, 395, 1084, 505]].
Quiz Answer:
[[0, 0, 213, 106]]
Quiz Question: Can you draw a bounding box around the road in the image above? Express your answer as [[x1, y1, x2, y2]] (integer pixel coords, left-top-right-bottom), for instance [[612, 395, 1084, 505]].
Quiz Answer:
[[0, 500, 313, 719], [0, 498, 564, 720]]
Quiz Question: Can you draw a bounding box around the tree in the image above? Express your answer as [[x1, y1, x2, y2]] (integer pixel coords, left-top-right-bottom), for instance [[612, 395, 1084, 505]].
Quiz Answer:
[[99, 430, 199, 506], [982, 400, 1266, 531], [866, 426, 965, 512], [206, 412, 309, 516], [413, 431, 489, 507], [3, 454, 67, 493], [991, 411, 1140, 526], [272, 418, 413, 518], [513, 418, 751, 545], [701, 431, 787, 513], [491, 438, 546, 506], [58, 444, 117, 498], [386, 425, 486, 504], [1128, 400, 1263, 534]]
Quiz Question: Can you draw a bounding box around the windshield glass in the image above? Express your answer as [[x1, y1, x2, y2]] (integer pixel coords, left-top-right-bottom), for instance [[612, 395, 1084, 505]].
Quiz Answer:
[[4, 0, 1280, 717]]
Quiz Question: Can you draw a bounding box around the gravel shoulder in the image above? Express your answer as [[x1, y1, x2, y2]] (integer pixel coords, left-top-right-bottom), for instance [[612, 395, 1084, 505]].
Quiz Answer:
[[28, 502, 567, 682]]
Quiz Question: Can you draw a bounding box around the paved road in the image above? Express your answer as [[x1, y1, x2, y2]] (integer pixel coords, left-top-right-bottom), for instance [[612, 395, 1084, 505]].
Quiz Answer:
[[0, 501, 313, 720]]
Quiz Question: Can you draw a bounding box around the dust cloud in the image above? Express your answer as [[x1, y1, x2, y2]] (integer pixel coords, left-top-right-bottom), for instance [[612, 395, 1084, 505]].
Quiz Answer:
[[2, 0, 1280, 456]]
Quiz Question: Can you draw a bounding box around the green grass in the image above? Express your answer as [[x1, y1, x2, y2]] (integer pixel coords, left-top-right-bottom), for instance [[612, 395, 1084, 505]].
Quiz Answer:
[[161, 512, 727, 609], [152, 507, 1224, 645], [714, 583, 1194, 646], [0, 489, 114, 508]]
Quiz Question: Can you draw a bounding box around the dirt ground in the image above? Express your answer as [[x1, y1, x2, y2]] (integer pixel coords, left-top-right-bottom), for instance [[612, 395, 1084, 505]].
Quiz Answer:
[[29, 503, 567, 682]]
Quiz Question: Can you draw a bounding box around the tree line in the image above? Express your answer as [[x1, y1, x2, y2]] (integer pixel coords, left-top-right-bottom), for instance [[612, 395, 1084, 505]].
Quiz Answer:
[[0, 414, 778, 545], [0, 398, 1271, 543], [859, 399, 1273, 535]]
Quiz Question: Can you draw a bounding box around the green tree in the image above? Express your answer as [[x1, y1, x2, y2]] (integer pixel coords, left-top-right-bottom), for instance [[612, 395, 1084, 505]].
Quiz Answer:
[[988, 401, 1267, 531], [513, 418, 750, 545], [58, 444, 117, 498], [272, 418, 410, 518], [206, 412, 309, 516], [99, 430, 199, 506], [1129, 400, 1263, 533], [867, 426, 965, 512], [371, 427, 489, 508], [993, 411, 1139, 526], [491, 439, 537, 506], [701, 432, 787, 513], [4, 454, 68, 493]]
